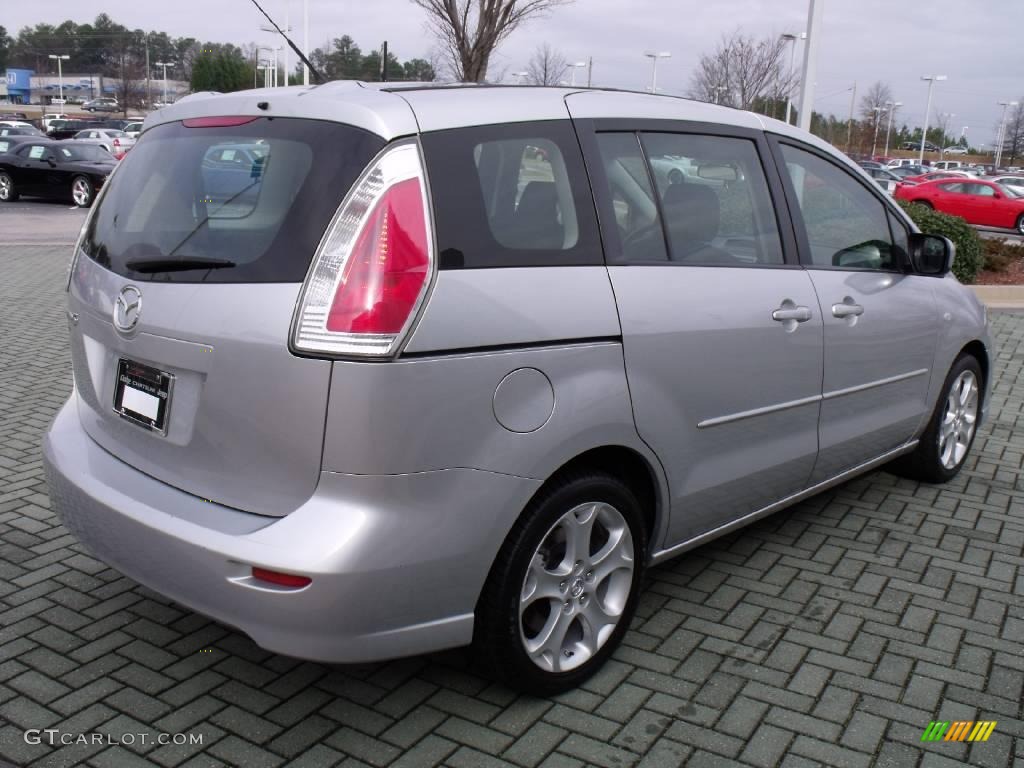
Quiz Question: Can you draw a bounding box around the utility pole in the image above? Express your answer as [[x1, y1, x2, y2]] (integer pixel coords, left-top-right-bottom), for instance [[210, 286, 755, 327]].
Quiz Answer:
[[145, 34, 151, 108], [883, 100, 902, 156], [380, 41, 389, 81], [586, 56, 593, 88], [302, 0, 310, 85], [284, 0, 290, 85], [845, 81, 856, 153], [871, 106, 884, 157], [797, 0, 823, 132], [919, 75, 946, 164]]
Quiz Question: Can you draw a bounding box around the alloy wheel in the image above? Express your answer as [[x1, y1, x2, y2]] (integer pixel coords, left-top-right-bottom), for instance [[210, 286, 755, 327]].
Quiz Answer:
[[72, 178, 91, 207], [938, 370, 979, 470], [0, 174, 10, 201], [519, 501, 634, 673]]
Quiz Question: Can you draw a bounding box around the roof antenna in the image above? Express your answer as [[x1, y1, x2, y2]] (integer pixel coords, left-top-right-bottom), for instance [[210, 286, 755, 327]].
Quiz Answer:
[[248, 0, 324, 84]]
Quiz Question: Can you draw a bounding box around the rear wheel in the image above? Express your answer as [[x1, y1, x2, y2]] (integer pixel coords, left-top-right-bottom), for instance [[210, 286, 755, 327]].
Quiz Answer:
[[0, 171, 17, 202], [1016, 214, 1024, 235], [474, 471, 647, 695], [71, 176, 94, 208], [890, 355, 982, 483], [912, 200, 933, 209]]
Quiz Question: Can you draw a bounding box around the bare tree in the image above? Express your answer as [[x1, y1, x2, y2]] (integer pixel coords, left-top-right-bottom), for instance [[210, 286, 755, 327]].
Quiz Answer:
[[858, 81, 894, 153], [687, 30, 793, 112], [410, 0, 573, 82], [999, 100, 1024, 166], [526, 43, 567, 85]]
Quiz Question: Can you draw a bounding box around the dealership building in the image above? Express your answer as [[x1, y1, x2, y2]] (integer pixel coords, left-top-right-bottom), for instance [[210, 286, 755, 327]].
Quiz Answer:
[[2, 69, 186, 105]]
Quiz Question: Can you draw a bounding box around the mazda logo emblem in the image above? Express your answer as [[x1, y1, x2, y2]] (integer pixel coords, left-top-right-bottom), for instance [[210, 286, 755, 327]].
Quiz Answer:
[[113, 285, 142, 332]]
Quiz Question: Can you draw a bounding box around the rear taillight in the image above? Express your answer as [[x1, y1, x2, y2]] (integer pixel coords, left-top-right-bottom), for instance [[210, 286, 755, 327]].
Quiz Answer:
[[292, 141, 433, 357]]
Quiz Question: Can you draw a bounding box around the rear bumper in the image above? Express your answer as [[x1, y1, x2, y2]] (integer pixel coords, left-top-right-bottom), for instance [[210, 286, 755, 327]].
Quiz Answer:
[[43, 395, 541, 663]]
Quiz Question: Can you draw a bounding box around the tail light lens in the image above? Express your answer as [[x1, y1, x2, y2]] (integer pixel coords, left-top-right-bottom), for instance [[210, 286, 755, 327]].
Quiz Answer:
[[292, 141, 433, 357]]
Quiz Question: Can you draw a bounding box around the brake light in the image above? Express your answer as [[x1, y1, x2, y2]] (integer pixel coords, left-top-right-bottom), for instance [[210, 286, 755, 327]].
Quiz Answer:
[[113, 138, 121, 147], [182, 116, 258, 128], [292, 141, 433, 357]]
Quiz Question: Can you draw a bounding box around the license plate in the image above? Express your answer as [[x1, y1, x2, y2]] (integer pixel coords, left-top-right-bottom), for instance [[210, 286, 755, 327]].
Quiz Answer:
[[113, 358, 173, 434]]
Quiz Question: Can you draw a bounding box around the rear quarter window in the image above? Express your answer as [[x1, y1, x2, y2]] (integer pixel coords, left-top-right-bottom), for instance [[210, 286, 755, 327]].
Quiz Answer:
[[420, 121, 601, 269]]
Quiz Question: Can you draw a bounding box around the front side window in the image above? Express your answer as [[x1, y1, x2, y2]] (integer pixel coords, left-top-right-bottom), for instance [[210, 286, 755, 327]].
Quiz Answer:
[[642, 133, 784, 266], [420, 121, 600, 269], [781, 144, 900, 271], [964, 183, 995, 197]]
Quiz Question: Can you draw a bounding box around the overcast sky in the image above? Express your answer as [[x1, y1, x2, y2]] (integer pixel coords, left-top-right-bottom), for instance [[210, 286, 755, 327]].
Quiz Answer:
[[6, 1, 1022, 145]]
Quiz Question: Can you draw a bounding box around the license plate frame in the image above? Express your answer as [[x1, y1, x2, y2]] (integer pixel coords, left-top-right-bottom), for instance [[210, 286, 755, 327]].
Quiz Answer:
[[112, 358, 174, 435]]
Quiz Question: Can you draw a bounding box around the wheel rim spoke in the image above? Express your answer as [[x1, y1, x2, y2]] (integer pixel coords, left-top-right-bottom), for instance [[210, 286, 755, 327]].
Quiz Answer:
[[938, 370, 979, 470]]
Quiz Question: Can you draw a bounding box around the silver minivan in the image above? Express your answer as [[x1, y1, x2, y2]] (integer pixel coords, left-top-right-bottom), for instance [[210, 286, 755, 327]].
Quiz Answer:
[[43, 83, 992, 694]]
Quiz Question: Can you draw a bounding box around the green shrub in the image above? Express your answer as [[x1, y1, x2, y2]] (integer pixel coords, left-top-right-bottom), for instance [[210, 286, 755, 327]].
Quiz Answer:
[[981, 237, 1024, 273], [897, 200, 984, 283]]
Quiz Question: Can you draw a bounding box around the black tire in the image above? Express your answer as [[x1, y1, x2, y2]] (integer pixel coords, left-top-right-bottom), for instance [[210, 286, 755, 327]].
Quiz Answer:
[[0, 171, 17, 202], [474, 471, 648, 696], [1016, 214, 1024, 236], [912, 200, 933, 209], [890, 354, 983, 483], [71, 175, 94, 208]]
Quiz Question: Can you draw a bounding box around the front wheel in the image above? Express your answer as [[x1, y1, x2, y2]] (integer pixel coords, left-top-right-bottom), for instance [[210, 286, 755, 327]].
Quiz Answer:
[[0, 171, 17, 202], [890, 355, 982, 483], [912, 200, 934, 209], [71, 176, 94, 208], [474, 471, 648, 695], [1016, 214, 1024, 236]]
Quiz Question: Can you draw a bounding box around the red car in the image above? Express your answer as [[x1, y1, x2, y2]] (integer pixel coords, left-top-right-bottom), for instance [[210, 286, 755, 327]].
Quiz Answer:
[[895, 178, 1024, 234], [900, 170, 972, 185]]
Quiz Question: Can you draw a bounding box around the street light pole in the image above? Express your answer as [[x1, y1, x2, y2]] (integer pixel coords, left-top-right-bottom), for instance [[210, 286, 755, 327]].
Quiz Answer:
[[154, 62, 171, 105], [919, 74, 946, 165], [302, 0, 309, 85], [995, 100, 1019, 169], [797, 0, 823, 132], [569, 61, 587, 87], [780, 32, 805, 125], [883, 100, 901, 156], [643, 51, 670, 94], [48, 55, 70, 106]]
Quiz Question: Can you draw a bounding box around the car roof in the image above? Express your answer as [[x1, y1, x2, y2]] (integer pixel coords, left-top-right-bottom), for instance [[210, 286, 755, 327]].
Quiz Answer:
[[143, 81, 826, 149]]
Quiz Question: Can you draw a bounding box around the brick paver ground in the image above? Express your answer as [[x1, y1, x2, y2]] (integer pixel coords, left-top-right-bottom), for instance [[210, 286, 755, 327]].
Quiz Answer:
[[0, 243, 1021, 768]]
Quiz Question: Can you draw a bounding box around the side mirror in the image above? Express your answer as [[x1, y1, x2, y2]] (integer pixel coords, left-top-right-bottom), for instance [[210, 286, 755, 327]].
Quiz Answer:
[[46, 155, 57, 167], [909, 233, 954, 275]]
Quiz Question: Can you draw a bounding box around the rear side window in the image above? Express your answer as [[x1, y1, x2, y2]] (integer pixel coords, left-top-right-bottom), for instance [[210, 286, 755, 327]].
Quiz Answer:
[[81, 117, 384, 283], [420, 121, 601, 269]]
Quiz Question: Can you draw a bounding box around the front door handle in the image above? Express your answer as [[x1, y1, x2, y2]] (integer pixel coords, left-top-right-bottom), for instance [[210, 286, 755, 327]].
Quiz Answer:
[[832, 302, 864, 318], [772, 306, 812, 323]]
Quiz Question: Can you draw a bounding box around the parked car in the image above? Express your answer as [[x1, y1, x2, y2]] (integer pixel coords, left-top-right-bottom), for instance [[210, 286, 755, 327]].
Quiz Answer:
[[72, 128, 136, 159], [41, 113, 69, 131], [42, 85, 993, 693], [857, 160, 885, 171], [902, 170, 975, 184], [0, 139, 115, 206], [887, 158, 918, 168], [942, 147, 969, 155], [82, 98, 120, 113], [901, 140, 940, 152], [896, 177, 1024, 233], [0, 111, 30, 121], [932, 160, 968, 171], [0, 134, 53, 157], [0, 125, 45, 137], [862, 166, 903, 193], [123, 121, 144, 139], [887, 165, 930, 179], [990, 175, 1024, 195], [46, 119, 102, 140]]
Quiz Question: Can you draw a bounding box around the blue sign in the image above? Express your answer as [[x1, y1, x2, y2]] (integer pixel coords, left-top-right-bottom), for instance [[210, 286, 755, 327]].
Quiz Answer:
[[5, 69, 33, 90]]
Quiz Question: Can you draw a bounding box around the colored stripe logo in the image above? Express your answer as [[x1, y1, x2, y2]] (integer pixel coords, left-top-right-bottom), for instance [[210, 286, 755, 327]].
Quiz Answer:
[[921, 721, 997, 742]]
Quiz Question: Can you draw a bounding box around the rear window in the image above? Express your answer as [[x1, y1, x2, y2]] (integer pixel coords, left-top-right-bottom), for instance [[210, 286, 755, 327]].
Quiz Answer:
[[420, 121, 601, 269], [81, 117, 384, 282]]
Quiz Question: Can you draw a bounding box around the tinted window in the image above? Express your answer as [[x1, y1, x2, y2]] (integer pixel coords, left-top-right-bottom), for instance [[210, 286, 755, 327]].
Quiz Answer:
[[594, 132, 668, 262], [938, 183, 964, 193], [421, 121, 601, 269], [781, 144, 900, 271], [82, 117, 384, 283], [642, 133, 784, 266], [964, 183, 995, 197]]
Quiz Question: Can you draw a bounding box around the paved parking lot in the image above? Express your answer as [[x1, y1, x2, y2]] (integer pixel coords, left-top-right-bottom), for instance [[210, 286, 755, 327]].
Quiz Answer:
[[0, 214, 1022, 768]]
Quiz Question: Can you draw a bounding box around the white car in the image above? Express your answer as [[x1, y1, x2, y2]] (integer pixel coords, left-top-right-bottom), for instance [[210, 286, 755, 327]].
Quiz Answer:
[[886, 158, 918, 168], [123, 121, 144, 140], [72, 128, 136, 158], [943, 146, 968, 155], [932, 160, 968, 171], [41, 114, 69, 131], [991, 175, 1024, 195]]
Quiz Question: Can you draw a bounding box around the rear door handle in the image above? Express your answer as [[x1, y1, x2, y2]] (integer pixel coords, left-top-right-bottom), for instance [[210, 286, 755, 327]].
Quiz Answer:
[[772, 307, 812, 323], [832, 302, 864, 318]]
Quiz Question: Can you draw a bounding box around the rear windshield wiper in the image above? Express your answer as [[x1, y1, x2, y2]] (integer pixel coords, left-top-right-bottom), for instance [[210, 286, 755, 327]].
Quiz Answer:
[[125, 257, 237, 273]]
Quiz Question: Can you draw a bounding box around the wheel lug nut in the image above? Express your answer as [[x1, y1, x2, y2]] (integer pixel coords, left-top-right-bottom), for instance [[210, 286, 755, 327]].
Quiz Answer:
[[560, 581, 566, 590], [586, 570, 593, 580]]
